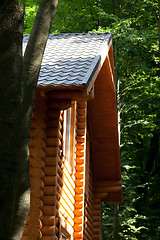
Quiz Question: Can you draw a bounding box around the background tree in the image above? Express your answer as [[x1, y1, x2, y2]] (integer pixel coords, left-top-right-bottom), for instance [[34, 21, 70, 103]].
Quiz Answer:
[[0, 0, 58, 239]]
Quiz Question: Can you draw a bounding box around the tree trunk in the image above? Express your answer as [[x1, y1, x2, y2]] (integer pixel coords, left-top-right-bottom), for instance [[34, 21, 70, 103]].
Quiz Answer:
[[114, 203, 119, 240], [0, 1, 27, 239], [0, 0, 59, 239], [158, 0, 160, 68]]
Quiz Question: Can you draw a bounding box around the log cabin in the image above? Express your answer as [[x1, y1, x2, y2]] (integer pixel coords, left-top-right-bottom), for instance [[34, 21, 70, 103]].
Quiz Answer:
[[22, 33, 122, 240]]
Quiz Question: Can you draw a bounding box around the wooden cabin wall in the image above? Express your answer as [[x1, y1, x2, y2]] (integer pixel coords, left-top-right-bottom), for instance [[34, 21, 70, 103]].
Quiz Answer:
[[22, 91, 48, 240], [22, 96, 91, 240], [73, 101, 87, 240], [40, 96, 62, 240]]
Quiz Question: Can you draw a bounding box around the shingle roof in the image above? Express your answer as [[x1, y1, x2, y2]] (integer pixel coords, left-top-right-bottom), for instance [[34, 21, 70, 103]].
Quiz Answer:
[[23, 33, 112, 88]]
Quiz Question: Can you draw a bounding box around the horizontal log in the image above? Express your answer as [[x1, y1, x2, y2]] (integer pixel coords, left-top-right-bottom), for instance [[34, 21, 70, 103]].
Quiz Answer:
[[77, 108, 86, 116], [92, 230, 100, 236], [30, 177, 44, 189], [93, 222, 100, 228], [45, 157, 57, 166], [74, 223, 82, 232], [74, 201, 83, 209], [33, 97, 47, 110], [23, 227, 42, 239], [75, 143, 85, 150], [74, 216, 83, 224], [41, 226, 58, 236], [30, 119, 47, 130], [77, 122, 86, 129], [75, 150, 85, 158], [45, 147, 58, 157], [93, 216, 100, 222], [47, 89, 90, 101], [74, 194, 83, 201], [93, 203, 101, 210], [47, 118, 59, 128], [30, 157, 45, 169], [75, 157, 84, 164], [75, 187, 83, 194], [30, 198, 43, 209], [30, 128, 46, 140], [93, 199, 101, 204], [74, 208, 83, 216], [30, 167, 45, 179], [77, 101, 87, 108], [29, 137, 46, 149], [42, 205, 55, 216], [75, 179, 84, 187], [32, 110, 47, 122], [30, 148, 45, 159], [45, 137, 59, 147], [26, 216, 42, 228], [48, 99, 71, 110], [76, 135, 85, 143], [75, 163, 84, 171], [42, 196, 56, 205], [28, 208, 42, 218], [94, 180, 121, 187], [43, 176, 56, 186], [94, 186, 122, 193], [30, 187, 44, 198], [40, 215, 57, 225], [75, 172, 84, 179], [77, 115, 86, 122], [73, 231, 83, 239], [43, 186, 56, 195], [76, 129, 85, 136], [47, 110, 60, 119], [93, 210, 100, 217], [93, 192, 108, 199], [46, 129, 59, 138], [44, 167, 57, 176]]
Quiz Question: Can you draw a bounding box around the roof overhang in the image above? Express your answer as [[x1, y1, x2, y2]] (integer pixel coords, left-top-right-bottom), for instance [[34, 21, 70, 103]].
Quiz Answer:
[[88, 44, 122, 203]]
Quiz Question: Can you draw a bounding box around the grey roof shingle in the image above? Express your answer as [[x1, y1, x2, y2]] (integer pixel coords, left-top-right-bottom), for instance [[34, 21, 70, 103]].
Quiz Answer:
[[23, 33, 112, 88]]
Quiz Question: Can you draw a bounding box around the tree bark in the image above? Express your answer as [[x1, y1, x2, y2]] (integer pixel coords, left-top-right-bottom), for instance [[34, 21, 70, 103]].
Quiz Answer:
[[0, 1, 27, 239], [158, 0, 160, 68], [0, 0, 59, 239], [114, 203, 119, 240]]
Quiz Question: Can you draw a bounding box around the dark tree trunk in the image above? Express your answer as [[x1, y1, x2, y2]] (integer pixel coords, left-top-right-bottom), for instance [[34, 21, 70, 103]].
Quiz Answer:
[[158, 0, 160, 68], [114, 203, 119, 240], [0, 0, 59, 239], [0, 1, 28, 239]]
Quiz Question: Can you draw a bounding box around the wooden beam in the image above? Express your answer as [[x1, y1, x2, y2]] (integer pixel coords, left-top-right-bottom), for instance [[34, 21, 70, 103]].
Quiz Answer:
[[94, 186, 121, 193], [47, 89, 94, 101], [94, 181, 121, 187]]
